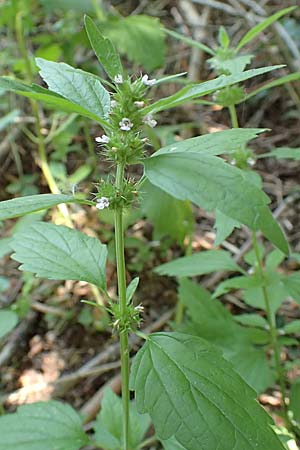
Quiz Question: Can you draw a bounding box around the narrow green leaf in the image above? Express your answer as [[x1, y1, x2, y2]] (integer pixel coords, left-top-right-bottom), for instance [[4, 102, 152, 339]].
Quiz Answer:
[[237, 7, 297, 50], [290, 382, 300, 423], [234, 313, 268, 329], [11, 223, 107, 290], [0, 401, 89, 450], [93, 388, 150, 450], [126, 277, 139, 304], [155, 250, 242, 277], [0, 194, 77, 221], [0, 311, 18, 339], [144, 152, 288, 253], [243, 72, 300, 102], [260, 146, 300, 161], [131, 332, 285, 450], [0, 76, 109, 125], [36, 58, 110, 119], [284, 320, 300, 334], [84, 15, 123, 80], [144, 65, 284, 114], [154, 128, 267, 157], [164, 28, 215, 56], [218, 26, 230, 48]]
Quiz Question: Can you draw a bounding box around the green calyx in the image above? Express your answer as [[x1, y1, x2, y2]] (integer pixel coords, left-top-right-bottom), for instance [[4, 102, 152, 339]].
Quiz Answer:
[[109, 300, 143, 333], [94, 178, 139, 210]]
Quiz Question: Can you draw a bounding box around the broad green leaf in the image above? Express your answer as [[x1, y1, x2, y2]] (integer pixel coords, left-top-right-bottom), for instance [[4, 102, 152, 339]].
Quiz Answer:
[[103, 15, 166, 71], [36, 58, 110, 119], [84, 15, 123, 80], [237, 7, 297, 50], [143, 152, 288, 253], [0, 194, 78, 221], [282, 273, 300, 302], [260, 147, 300, 161], [284, 320, 300, 334], [0, 310, 18, 339], [0, 77, 108, 125], [243, 272, 288, 313], [214, 209, 240, 245], [178, 279, 273, 392], [0, 400, 88, 450], [234, 313, 268, 329], [164, 28, 215, 56], [144, 65, 284, 114], [126, 277, 139, 304], [154, 128, 267, 157], [155, 250, 242, 277], [11, 222, 107, 290], [142, 180, 193, 245], [93, 388, 150, 450], [243, 73, 300, 102], [289, 382, 300, 423], [130, 332, 284, 450]]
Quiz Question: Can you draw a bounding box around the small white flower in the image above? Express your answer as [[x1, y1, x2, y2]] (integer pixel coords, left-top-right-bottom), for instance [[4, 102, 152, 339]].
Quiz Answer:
[[96, 197, 110, 210], [143, 114, 157, 128], [114, 74, 123, 84], [110, 100, 117, 108], [134, 101, 145, 108], [142, 74, 156, 86], [134, 304, 144, 313], [247, 157, 256, 166], [230, 158, 236, 166], [119, 117, 133, 131], [95, 135, 110, 144]]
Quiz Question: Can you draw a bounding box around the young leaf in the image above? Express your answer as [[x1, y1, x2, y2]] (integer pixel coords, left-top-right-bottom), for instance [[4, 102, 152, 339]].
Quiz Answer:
[[0, 194, 78, 221], [11, 222, 107, 290], [283, 320, 300, 334], [144, 65, 284, 114], [154, 128, 267, 157], [84, 15, 123, 80], [130, 332, 285, 450], [237, 6, 297, 50], [0, 77, 109, 125], [0, 310, 18, 339], [155, 250, 243, 278], [218, 26, 230, 49], [126, 277, 139, 304], [93, 388, 150, 450], [144, 152, 288, 253], [260, 147, 300, 161], [0, 401, 89, 450], [36, 58, 110, 119]]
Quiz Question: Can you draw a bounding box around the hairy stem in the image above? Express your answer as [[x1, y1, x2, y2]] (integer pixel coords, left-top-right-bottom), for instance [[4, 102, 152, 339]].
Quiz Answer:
[[115, 163, 130, 450]]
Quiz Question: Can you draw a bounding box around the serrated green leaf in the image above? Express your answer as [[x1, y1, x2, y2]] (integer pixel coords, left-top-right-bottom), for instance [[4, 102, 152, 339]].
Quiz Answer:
[[142, 180, 193, 245], [144, 65, 284, 114], [0, 77, 108, 125], [237, 7, 297, 50], [0, 310, 18, 339], [84, 15, 123, 80], [154, 128, 267, 157], [36, 58, 110, 119], [93, 388, 150, 450], [155, 250, 242, 277], [143, 152, 288, 253], [11, 222, 107, 290], [130, 331, 284, 450], [0, 400, 88, 450], [260, 147, 300, 160], [103, 15, 166, 71], [0, 194, 78, 221], [284, 320, 300, 334]]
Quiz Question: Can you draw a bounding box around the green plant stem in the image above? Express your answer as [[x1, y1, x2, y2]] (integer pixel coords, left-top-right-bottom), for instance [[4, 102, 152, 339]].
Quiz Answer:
[[252, 232, 290, 425], [229, 103, 291, 427], [115, 163, 130, 450]]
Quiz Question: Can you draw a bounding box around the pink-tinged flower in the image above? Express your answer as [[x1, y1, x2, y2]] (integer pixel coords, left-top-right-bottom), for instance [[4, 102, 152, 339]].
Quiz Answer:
[[142, 74, 156, 86], [95, 135, 110, 144], [96, 197, 110, 210], [143, 114, 157, 128], [114, 74, 123, 84], [119, 118, 133, 131]]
